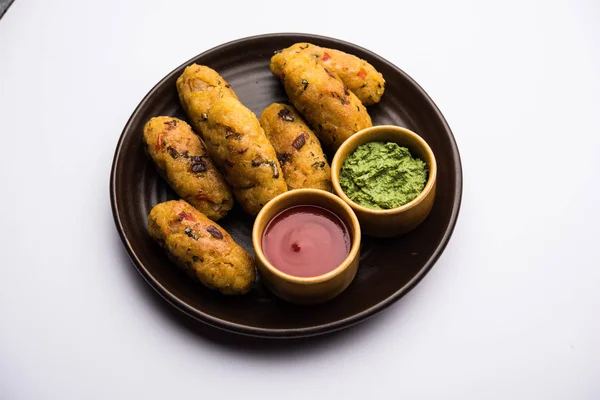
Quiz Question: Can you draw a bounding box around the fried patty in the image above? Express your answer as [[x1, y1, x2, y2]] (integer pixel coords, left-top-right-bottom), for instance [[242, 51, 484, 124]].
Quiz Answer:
[[279, 52, 372, 150], [177, 64, 288, 215], [260, 103, 331, 191], [148, 200, 255, 294], [271, 43, 385, 105], [143, 116, 233, 220]]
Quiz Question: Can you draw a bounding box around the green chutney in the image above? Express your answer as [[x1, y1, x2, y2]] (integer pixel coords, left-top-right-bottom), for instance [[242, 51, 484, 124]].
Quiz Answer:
[[339, 142, 428, 210]]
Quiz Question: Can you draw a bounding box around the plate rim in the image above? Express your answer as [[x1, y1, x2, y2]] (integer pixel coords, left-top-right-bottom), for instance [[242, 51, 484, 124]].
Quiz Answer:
[[110, 32, 463, 338]]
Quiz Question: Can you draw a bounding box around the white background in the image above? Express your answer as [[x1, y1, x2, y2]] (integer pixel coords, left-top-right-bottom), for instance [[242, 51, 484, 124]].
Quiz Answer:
[[1, 0, 599, 398]]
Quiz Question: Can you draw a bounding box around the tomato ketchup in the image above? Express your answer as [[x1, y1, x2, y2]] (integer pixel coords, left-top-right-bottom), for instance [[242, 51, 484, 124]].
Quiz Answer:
[[262, 205, 351, 278]]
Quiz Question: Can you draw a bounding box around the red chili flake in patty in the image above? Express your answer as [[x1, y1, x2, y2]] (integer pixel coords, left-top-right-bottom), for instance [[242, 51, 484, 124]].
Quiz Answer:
[[156, 134, 164, 150], [322, 52, 331, 61], [178, 211, 195, 221], [358, 69, 367, 79], [225, 159, 235, 167], [196, 193, 209, 201]]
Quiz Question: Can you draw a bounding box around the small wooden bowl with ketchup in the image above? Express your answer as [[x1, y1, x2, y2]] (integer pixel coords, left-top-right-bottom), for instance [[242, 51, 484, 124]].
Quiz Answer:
[[252, 189, 361, 305]]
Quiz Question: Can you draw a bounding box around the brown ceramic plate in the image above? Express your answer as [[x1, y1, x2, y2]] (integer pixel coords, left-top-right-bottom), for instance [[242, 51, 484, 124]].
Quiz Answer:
[[110, 33, 462, 338]]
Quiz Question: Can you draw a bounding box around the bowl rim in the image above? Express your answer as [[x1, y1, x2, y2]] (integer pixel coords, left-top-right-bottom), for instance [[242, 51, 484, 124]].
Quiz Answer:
[[252, 189, 362, 284], [110, 32, 463, 338], [331, 125, 438, 215]]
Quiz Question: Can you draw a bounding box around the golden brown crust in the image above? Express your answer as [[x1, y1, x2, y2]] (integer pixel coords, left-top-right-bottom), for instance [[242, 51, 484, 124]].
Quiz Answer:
[[177, 65, 288, 215], [271, 43, 385, 105], [204, 97, 288, 214], [176, 64, 238, 126], [260, 103, 331, 191], [148, 200, 255, 295], [142, 117, 233, 220], [280, 52, 372, 150]]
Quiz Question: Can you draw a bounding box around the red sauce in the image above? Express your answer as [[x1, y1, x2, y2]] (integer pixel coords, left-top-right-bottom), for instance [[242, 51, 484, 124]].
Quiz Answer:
[[262, 205, 351, 278]]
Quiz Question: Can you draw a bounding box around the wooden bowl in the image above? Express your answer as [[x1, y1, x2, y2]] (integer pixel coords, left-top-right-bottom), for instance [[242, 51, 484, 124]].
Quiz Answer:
[[331, 125, 437, 237], [252, 189, 361, 305]]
